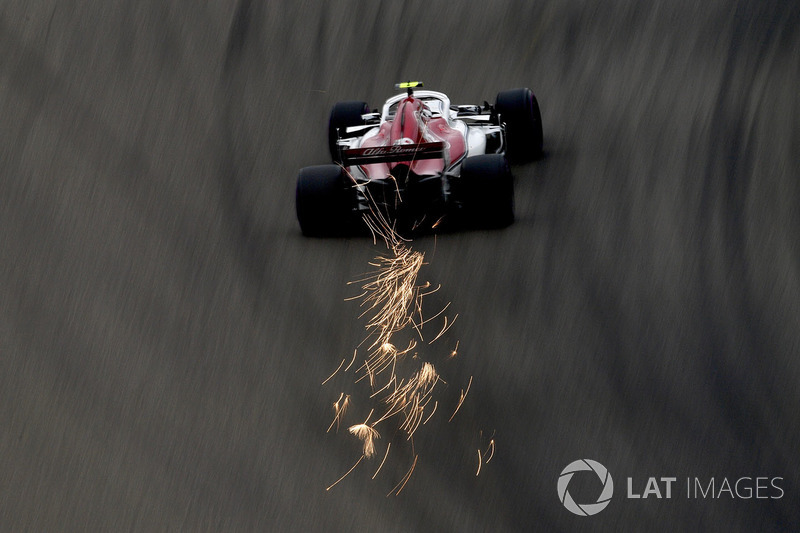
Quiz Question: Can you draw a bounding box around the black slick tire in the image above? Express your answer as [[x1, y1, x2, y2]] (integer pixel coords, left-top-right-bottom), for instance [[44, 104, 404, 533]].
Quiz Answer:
[[328, 101, 370, 162], [296, 165, 353, 237], [460, 154, 514, 229], [495, 88, 543, 162]]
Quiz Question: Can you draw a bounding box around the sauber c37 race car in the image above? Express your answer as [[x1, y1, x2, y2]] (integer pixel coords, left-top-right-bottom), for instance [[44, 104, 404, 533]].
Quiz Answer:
[[296, 82, 542, 237]]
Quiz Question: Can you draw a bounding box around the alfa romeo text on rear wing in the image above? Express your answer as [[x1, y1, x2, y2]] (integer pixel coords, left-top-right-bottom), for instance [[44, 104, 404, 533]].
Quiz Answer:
[[341, 141, 445, 166]]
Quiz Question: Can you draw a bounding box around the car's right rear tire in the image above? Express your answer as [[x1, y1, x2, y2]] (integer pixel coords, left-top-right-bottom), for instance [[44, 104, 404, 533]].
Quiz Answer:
[[296, 165, 354, 237], [328, 101, 370, 162], [495, 88, 543, 162], [460, 154, 514, 229]]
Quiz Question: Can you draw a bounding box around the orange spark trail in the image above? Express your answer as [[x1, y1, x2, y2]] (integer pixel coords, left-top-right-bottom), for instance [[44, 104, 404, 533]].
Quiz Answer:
[[372, 443, 391, 479], [322, 359, 345, 385], [326, 455, 365, 491], [449, 375, 473, 422], [388, 454, 418, 497]]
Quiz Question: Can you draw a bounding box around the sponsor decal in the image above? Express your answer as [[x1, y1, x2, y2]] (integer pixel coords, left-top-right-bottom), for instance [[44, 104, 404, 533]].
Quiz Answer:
[[343, 142, 445, 165], [362, 145, 424, 156]]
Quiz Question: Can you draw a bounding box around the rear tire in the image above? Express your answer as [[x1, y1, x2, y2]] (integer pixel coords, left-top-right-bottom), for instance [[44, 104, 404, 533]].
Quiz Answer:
[[460, 154, 514, 229], [495, 88, 543, 162], [328, 101, 370, 162], [296, 165, 354, 237]]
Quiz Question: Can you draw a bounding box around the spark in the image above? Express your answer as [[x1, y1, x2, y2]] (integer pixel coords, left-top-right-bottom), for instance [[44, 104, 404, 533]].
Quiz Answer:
[[369, 375, 396, 398], [348, 423, 380, 458], [372, 383, 411, 425], [327, 393, 350, 433], [429, 313, 458, 345], [387, 173, 403, 202], [418, 282, 439, 297], [372, 443, 391, 479], [477, 436, 496, 476], [344, 290, 368, 301], [417, 362, 439, 389], [449, 375, 473, 422], [402, 395, 434, 438], [388, 455, 418, 496], [326, 454, 365, 491], [344, 349, 357, 372], [449, 340, 460, 359], [322, 358, 345, 385], [484, 439, 496, 463], [422, 400, 438, 424], [414, 300, 451, 330], [356, 339, 417, 387], [374, 362, 441, 436]]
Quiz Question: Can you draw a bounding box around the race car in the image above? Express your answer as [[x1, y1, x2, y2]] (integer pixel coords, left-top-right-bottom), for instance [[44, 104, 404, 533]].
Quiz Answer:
[[296, 82, 542, 237]]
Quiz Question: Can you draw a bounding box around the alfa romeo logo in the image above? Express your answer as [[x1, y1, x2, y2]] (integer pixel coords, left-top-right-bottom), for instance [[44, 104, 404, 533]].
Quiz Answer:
[[557, 459, 614, 516]]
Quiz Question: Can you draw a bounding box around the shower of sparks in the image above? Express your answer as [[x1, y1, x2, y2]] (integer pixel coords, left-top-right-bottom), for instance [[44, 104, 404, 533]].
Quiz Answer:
[[324, 163, 492, 493], [350, 245, 426, 351], [373, 361, 443, 436]]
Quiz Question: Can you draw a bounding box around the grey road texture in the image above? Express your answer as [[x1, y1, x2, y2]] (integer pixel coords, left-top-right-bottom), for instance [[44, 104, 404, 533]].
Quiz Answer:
[[1, 1, 799, 531]]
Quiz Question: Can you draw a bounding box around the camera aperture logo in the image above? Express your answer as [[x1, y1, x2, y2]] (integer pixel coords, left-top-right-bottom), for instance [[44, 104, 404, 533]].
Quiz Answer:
[[558, 459, 614, 516]]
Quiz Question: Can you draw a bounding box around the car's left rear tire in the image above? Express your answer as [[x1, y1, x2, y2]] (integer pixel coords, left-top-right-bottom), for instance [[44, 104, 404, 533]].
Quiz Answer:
[[296, 165, 354, 237], [459, 154, 514, 229]]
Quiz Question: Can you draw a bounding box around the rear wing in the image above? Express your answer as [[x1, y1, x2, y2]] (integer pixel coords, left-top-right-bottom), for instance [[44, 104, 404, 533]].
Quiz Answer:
[[341, 141, 445, 166]]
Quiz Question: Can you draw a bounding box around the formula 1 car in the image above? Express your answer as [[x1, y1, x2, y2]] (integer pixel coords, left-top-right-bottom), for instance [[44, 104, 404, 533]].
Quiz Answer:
[[296, 82, 542, 237]]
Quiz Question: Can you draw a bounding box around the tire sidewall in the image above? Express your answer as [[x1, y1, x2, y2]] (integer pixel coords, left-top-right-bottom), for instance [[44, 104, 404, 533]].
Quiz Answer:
[[495, 88, 543, 162], [328, 101, 370, 162], [459, 154, 514, 229], [296, 165, 353, 236]]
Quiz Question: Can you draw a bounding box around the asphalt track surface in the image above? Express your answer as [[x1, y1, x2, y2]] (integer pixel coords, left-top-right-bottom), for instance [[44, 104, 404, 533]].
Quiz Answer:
[[2, 1, 799, 531]]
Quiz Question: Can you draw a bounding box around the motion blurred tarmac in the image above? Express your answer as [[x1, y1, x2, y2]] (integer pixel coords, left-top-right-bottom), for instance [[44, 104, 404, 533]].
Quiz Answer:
[[1, 1, 798, 530]]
